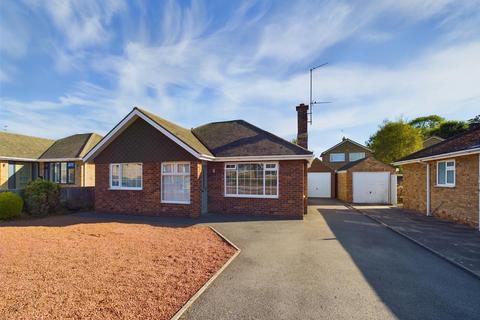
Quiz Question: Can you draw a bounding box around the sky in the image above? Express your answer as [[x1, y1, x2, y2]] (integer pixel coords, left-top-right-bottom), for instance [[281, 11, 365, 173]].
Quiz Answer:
[[1, 0, 479, 156]]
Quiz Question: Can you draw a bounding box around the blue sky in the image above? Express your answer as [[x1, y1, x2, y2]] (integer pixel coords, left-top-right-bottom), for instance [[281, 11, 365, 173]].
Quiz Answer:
[[1, 0, 479, 155]]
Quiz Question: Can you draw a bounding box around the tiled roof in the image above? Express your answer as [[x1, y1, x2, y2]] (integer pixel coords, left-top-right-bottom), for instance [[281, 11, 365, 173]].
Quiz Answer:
[[0, 132, 54, 159], [40, 133, 103, 159], [396, 127, 480, 162], [192, 120, 312, 157], [137, 108, 213, 157]]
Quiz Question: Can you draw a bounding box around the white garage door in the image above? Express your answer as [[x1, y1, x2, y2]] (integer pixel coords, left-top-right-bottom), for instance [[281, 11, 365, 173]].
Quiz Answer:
[[353, 172, 390, 204], [308, 172, 331, 198]]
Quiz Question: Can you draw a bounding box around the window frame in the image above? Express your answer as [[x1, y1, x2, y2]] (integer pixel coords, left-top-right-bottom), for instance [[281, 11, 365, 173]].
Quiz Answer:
[[161, 161, 191, 204], [109, 163, 143, 190], [329, 153, 345, 162], [224, 162, 279, 199], [436, 159, 455, 187], [349, 152, 365, 162]]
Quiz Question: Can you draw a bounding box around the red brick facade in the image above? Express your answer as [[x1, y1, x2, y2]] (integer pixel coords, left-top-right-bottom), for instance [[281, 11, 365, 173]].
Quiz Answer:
[[207, 160, 307, 218], [95, 161, 202, 218], [403, 154, 479, 228]]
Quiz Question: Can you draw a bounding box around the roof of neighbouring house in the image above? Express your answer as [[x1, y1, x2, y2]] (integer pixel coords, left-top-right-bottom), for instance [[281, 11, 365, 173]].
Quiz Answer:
[[320, 137, 371, 156], [192, 119, 312, 157], [308, 158, 334, 172], [0, 132, 55, 159], [336, 156, 395, 172], [39, 133, 103, 159], [422, 135, 445, 148], [395, 126, 480, 163], [137, 108, 213, 157], [336, 157, 368, 171]]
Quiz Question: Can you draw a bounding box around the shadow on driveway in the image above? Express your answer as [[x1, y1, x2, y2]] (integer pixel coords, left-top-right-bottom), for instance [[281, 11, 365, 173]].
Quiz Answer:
[[316, 202, 480, 320]]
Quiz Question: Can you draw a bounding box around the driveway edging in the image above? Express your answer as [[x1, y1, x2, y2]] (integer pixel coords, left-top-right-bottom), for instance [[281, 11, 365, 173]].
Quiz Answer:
[[171, 226, 241, 320], [344, 203, 480, 280]]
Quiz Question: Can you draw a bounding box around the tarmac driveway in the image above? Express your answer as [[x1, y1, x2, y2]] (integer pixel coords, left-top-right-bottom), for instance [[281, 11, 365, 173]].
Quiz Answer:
[[182, 199, 480, 320]]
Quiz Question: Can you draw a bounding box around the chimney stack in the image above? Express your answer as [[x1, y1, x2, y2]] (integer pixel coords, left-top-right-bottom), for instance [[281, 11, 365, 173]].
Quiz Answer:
[[296, 103, 309, 149]]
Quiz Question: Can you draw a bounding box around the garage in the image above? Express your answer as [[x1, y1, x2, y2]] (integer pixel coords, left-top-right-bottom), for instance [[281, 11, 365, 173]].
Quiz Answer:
[[307, 158, 334, 198], [337, 157, 396, 204], [352, 172, 390, 204], [308, 172, 331, 198]]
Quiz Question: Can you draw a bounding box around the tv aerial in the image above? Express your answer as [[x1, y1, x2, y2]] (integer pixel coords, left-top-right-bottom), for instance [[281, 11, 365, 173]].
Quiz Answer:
[[309, 63, 331, 124]]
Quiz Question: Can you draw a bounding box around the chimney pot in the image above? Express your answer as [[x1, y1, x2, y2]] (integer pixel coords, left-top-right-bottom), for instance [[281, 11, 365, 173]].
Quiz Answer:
[[296, 103, 309, 149]]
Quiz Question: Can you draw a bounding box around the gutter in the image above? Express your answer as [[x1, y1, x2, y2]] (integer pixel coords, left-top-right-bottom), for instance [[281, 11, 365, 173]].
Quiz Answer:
[[478, 154, 480, 231], [0, 156, 82, 162]]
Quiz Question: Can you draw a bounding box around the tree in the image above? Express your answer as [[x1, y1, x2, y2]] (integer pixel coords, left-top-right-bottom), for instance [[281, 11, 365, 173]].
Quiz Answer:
[[367, 120, 423, 164], [408, 115, 444, 136], [429, 120, 469, 139], [468, 115, 480, 129]]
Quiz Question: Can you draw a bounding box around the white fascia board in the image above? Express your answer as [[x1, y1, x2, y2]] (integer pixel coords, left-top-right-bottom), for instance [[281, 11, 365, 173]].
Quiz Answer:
[[0, 156, 38, 162], [392, 148, 480, 166], [83, 109, 212, 162]]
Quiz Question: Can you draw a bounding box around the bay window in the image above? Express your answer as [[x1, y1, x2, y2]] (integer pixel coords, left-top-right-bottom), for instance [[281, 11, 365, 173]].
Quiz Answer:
[[161, 162, 190, 204], [109, 163, 142, 190], [225, 163, 278, 198], [437, 160, 455, 187]]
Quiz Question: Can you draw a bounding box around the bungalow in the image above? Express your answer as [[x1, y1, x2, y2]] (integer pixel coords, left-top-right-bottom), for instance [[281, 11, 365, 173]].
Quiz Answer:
[[83, 105, 314, 218], [393, 127, 480, 230], [0, 132, 102, 190]]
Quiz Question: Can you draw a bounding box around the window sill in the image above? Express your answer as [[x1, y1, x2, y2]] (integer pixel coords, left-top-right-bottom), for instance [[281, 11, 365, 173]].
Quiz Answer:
[[435, 184, 455, 188], [109, 187, 143, 191], [161, 200, 191, 205], [224, 194, 279, 199]]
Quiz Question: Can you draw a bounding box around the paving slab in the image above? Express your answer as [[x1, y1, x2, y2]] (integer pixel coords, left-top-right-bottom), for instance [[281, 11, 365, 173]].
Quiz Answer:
[[352, 204, 480, 278]]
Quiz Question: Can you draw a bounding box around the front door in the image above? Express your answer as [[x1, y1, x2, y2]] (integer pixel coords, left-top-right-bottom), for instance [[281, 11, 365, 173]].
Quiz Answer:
[[201, 161, 208, 214]]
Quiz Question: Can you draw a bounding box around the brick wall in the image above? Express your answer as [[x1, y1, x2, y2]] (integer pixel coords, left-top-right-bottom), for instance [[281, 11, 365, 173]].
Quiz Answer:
[[403, 154, 479, 227], [402, 162, 427, 213], [337, 172, 349, 202], [95, 161, 201, 218], [207, 160, 306, 218], [322, 141, 373, 170]]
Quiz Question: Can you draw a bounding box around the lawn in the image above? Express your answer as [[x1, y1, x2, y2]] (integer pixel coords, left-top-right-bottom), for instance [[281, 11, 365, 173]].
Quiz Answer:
[[0, 216, 236, 320]]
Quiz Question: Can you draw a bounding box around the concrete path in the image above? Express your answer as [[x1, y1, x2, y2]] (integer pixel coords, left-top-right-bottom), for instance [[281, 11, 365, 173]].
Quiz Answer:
[[353, 205, 480, 278], [181, 199, 480, 320]]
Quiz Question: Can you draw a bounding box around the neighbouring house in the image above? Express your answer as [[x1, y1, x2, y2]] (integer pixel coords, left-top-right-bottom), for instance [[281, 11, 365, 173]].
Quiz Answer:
[[336, 157, 396, 204], [307, 158, 335, 198], [0, 132, 102, 190], [393, 127, 480, 229], [320, 137, 373, 170], [423, 135, 445, 148], [83, 105, 314, 218]]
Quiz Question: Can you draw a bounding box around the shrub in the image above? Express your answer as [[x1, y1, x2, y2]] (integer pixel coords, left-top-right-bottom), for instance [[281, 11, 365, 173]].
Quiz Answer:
[[24, 179, 61, 216], [0, 192, 23, 219]]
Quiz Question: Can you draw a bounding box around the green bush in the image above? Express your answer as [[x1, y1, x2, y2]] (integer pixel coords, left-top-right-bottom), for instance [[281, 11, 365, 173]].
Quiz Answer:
[[0, 192, 23, 219], [24, 179, 61, 216]]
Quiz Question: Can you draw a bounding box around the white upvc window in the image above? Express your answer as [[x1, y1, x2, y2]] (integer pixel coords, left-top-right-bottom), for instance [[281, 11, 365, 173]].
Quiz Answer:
[[437, 160, 455, 187], [330, 153, 345, 162], [225, 162, 278, 198], [109, 163, 142, 190], [161, 162, 190, 204], [349, 152, 365, 162]]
